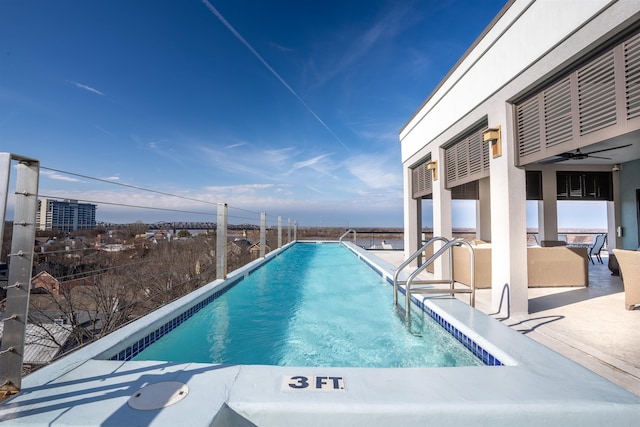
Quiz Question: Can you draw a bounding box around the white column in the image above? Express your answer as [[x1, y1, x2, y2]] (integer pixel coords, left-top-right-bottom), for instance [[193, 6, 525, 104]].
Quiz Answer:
[[277, 216, 282, 248], [260, 212, 266, 258], [489, 120, 528, 314], [432, 148, 452, 278], [477, 177, 492, 242], [608, 168, 621, 250], [538, 168, 558, 242], [216, 203, 228, 279]]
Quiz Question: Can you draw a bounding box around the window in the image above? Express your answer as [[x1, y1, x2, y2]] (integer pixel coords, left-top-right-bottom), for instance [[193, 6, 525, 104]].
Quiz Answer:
[[556, 171, 612, 200]]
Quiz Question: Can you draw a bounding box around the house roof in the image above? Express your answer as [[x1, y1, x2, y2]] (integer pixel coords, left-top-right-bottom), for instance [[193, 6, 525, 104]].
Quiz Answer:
[[0, 322, 72, 365], [249, 242, 270, 251], [229, 238, 252, 248], [31, 270, 59, 287]]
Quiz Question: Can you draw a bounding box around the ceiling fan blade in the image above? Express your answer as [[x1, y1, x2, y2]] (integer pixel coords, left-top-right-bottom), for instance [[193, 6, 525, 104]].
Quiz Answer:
[[586, 155, 611, 160], [584, 143, 632, 155], [539, 156, 569, 164]]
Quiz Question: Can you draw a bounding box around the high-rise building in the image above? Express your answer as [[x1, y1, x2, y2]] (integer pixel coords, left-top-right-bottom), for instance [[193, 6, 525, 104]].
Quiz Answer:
[[36, 199, 97, 232]]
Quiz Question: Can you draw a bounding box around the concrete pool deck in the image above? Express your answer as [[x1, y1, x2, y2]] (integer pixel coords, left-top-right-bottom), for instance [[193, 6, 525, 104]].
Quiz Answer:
[[372, 249, 640, 397], [1, 242, 639, 426]]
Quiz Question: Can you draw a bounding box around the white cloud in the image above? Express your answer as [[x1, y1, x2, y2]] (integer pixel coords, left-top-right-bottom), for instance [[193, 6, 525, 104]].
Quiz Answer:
[[95, 126, 116, 137], [203, 183, 275, 194], [306, 185, 325, 194], [34, 177, 403, 227], [305, 3, 416, 90], [198, 145, 279, 180], [145, 140, 185, 166], [41, 170, 82, 182], [269, 41, 295, 53], [67, 80, 104, 96], [225, 142, 247, 149], [346, 154, 402, 190], [287, 153, 336, 178], [199, 144, 337, 181]]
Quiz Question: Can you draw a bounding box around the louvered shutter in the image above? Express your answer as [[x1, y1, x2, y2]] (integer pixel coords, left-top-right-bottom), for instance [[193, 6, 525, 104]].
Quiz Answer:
[[516, 29, 640, 165], [577, 50, 616, 135], [411, 160, 432, 199], [445, 127, 490, 189], [544, 76, 572, 147], [624, 32, 640, 120], [517, 96, 541, 158]]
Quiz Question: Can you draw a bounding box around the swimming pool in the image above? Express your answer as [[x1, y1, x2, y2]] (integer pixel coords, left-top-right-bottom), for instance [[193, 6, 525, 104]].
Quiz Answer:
[[5, 241, 640, 426], [131, 243, 483, 367]]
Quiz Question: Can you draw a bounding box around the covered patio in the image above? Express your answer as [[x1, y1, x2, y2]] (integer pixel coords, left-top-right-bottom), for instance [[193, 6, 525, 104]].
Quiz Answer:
[[400, 0, 640, 318]]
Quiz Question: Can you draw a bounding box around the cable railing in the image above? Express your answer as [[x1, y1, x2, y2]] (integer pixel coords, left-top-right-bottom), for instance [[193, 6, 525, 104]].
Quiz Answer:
[[0, 152, 302, 398]]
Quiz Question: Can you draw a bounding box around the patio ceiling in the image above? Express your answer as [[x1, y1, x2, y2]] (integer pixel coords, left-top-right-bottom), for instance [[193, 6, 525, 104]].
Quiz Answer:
[[533, 129, 640, 166]]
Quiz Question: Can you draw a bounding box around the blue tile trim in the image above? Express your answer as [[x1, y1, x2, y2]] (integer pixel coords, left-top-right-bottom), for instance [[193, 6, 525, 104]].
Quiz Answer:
[[109, 277, 240, 361], [345, 245, 503, 367], [107, 246, 300, 361], [385, 282, 503, 366]]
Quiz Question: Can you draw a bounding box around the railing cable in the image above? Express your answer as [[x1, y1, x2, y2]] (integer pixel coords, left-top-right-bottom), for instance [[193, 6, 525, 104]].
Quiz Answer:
[[38, 193, 214, 217], [40, 166, 284, 219], [41, 166, 220, 207]]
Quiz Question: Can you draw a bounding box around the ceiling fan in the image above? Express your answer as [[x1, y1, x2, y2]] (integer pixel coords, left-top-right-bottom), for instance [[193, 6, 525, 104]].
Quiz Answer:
[[540, 144, 632, 164]]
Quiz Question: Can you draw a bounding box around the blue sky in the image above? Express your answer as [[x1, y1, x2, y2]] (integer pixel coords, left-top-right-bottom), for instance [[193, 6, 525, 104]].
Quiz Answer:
[[1, 0, 507, 227]]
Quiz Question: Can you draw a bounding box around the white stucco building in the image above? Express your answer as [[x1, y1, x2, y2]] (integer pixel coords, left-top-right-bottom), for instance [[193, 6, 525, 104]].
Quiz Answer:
[[400, 0, 640, 314]]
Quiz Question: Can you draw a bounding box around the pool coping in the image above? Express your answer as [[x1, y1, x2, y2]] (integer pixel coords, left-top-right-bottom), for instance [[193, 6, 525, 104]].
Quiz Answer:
[[2, 241, 640, 426]]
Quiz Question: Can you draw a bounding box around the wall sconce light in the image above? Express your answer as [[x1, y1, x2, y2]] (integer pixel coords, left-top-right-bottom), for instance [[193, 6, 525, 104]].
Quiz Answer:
[[426, 160, 438, 181], [483, 125, 502, 158]]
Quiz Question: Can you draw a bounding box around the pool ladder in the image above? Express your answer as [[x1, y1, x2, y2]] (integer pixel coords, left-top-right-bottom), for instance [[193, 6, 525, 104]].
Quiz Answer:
[[339, 229, 357, 244], [393, 237, 476, 318]]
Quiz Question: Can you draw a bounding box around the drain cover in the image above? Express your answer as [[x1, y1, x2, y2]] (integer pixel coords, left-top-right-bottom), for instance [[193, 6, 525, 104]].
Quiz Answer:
[[128, 381, 189, 410]]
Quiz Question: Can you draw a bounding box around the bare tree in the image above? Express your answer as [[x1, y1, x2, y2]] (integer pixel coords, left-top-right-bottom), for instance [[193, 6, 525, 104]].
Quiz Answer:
[[25, 229, 266, 365]]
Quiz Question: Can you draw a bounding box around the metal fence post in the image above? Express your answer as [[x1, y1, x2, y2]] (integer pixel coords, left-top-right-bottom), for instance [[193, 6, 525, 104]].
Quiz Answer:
[[0, 154, 39, 397], [260, 212, 266, 258], [287, 218, 291, 243], [216, 203, 227, 279], [0, 153, 10, 259], [294, 220, 298, 241], [0, 154, 10, 290], [277, 216, 282, 249]]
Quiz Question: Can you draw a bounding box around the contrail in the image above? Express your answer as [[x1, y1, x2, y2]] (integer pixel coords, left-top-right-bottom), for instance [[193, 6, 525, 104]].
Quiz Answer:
[[201, 0, 349, 152]]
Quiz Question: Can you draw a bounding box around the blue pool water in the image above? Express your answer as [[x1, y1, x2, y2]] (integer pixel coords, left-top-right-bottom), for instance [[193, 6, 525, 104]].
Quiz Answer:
[[133, 243, 483, 367]]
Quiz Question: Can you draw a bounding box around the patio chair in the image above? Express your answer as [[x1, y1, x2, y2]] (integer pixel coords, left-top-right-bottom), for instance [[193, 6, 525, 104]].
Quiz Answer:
[[612, 249, 640, 310], [587, 234, 606, 264]]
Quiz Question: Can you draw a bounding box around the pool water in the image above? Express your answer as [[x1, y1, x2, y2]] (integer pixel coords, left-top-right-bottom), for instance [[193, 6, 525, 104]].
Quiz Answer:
[[133, 243, 483, 367]]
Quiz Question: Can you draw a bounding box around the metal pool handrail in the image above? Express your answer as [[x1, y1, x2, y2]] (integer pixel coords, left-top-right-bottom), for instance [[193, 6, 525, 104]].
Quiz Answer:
[[393, 236, 450, 305], [339, 229, 357, 244], [404, 239, 476, 317]]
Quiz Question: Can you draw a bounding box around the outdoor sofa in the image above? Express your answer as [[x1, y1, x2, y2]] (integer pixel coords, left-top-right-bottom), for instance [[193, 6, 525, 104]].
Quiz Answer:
[[612, 248, 640, 310], [451, 243, 589, 288]]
